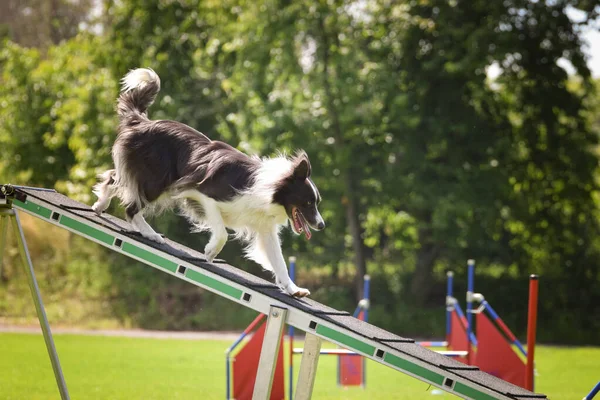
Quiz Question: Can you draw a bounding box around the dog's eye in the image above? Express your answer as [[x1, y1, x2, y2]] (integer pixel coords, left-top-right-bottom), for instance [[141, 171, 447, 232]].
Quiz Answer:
[[306, 201, 312, 206]]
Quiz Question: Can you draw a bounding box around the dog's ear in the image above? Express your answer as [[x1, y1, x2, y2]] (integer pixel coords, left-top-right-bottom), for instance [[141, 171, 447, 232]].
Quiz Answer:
[[292, 151, 311, 180]]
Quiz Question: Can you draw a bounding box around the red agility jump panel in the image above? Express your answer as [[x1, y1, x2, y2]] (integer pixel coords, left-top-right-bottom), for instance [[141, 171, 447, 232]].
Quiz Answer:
[[475, 313, 526, 388], [233, 321, 285, 400], [448, 311, 469, 364], [338, 310, 365, 386], [339, 355, 363, 386]]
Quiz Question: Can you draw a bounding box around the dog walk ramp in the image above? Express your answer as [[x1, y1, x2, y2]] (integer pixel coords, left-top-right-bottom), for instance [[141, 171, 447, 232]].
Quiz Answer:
[[0, 184, 547, 400]]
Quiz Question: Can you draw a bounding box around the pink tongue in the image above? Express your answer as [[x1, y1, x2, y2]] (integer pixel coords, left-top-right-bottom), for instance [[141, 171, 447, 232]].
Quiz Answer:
[[294, 216, 303, 233], [301, 218, 311, 240]]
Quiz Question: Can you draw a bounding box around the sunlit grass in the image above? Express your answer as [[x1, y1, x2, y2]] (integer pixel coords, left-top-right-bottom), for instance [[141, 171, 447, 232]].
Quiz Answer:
[[0, 333, 597, 399]]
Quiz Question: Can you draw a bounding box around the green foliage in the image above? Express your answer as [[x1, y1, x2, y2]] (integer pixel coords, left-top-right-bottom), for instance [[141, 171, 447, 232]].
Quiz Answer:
[[0, 36, 116, 202], [0, 0, 599, 343]]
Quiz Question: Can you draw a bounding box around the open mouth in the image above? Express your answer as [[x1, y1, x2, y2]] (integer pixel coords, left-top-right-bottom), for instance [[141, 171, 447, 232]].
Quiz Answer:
[[291, 207, 312, 240]]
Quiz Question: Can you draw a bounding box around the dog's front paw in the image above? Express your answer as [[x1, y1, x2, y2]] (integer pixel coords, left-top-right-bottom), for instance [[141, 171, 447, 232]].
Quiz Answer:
[[142, 231, 166, 244], [281, 281, 311, 298]]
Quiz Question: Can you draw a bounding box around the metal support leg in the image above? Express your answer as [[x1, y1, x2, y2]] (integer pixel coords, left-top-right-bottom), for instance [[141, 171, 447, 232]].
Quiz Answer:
[[0, 215, 8, 276], [6, 209, 70, 400], [252, 306, 287, 400], [294, 333, 322, 400]]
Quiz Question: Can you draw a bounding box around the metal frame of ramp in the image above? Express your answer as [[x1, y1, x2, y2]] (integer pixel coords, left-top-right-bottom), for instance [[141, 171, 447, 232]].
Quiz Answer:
[[0, 185, 547, 400]]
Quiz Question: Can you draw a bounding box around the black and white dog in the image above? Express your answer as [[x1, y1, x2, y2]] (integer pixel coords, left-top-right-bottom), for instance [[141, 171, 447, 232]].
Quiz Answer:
[[92, 68, 324, 297]]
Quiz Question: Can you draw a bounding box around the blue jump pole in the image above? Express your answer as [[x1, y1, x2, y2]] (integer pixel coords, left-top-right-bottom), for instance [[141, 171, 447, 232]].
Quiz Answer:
[[363, 275, 370, 323], [455, 302, 477, 346], [352, 275, 370, 319], [584, 381, 600, 400], [288, 256, 296, 400], [446, 271, 454, 341], [466, 259, 475, 363]]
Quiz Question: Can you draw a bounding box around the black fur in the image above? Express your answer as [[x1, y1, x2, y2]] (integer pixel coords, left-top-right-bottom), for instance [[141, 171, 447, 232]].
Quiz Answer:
[[101, 69, 324, 234], [115, 119, 260, 206], [273, 153, 323, 228]]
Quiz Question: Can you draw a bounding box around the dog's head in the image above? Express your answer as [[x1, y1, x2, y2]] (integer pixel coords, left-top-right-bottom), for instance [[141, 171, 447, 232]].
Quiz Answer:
[[273, 152, 325, 239]]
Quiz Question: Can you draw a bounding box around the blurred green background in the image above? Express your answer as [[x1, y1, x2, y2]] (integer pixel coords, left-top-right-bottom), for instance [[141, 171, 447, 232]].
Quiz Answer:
[[1, 0, 600, 346]]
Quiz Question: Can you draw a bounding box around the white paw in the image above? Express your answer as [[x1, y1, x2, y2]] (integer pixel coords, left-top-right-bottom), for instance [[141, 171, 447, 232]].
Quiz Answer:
[[142, 231, 166, 244], [204, 246, 218, 262], [92, 201, 105, 216], [204, 236, 227, 262], [281, 281, 311, 298]]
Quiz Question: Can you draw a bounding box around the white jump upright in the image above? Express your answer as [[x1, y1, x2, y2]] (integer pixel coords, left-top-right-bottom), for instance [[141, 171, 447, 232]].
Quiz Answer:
[[294, 333, 323, 400], [252, 306, 288, 400]]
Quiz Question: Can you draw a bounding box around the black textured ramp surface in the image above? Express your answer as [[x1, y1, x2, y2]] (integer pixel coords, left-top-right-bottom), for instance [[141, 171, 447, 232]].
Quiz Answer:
[[70, 208, 135, 233], [314, 314, 414, 342], [186, 260, 280, 290], [256, 288, 350, 316], [382, 341, 480, 370], [26, 188, 95, 212], [10, 186, 548, 400], [452, 370, 547, 398]]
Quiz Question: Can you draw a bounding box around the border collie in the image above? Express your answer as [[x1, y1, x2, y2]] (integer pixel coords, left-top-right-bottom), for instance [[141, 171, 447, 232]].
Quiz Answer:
[[92, 68, 324, 297]]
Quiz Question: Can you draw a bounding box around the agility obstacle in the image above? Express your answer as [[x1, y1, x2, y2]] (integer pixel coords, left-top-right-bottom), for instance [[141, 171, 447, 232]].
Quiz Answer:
[[437, 260, 540, 391], [0, 184, 548, 400], [225, 268, 468, 400], [216, 260, 370, 399], [292, 267, 371, 392], [226, 312, 286, 400]]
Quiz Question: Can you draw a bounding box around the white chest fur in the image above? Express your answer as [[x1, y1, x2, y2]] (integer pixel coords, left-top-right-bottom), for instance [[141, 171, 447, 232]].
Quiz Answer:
[[174, 189, 288, 233], [217, 194, 288, 231]]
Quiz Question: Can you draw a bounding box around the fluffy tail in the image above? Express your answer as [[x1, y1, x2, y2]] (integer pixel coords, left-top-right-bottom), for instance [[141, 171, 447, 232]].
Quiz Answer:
[[117, 68, 161, 120]]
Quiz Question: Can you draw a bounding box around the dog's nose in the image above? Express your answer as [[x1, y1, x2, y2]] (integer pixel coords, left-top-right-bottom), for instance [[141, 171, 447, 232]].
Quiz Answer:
[[317, 221, 325, 230]]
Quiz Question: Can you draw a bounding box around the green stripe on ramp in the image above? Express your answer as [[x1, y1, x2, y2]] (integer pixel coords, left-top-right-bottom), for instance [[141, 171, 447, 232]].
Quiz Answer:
[[122, 242, 178, 273], [316, 325, 375, 356], [60, 216, 114, 245], [383, 353, 445, 386], [13, 199, 52, 219], [185, 269, 243, 300], [454, 382, 499, 400]]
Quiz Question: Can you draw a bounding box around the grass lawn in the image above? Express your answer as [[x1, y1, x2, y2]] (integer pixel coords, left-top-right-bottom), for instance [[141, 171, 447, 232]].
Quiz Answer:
[[0, 333, 597, 399]]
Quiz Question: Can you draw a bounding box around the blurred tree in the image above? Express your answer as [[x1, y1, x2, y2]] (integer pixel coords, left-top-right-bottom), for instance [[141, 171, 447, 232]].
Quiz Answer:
[[1, 0, 599, 332], [393, 0, 600, 303], [104, 0, 235, 133], [495, 1, 600, 309], [0, 36, 116, 201], [0, 0, 95, 49], [206, 0, 412, 298]]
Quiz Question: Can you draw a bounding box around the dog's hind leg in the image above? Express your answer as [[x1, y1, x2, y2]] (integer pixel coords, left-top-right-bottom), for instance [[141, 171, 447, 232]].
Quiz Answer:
[[198, 198, 228, 262], [126, 203, 166, 244], [92, 169, 117, 215]]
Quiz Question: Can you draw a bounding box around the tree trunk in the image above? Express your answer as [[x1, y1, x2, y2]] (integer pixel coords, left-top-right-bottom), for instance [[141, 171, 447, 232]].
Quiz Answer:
[[317, 14, 368, 301], [343, 173, 367, 300], [409, 226, 440, 305]]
